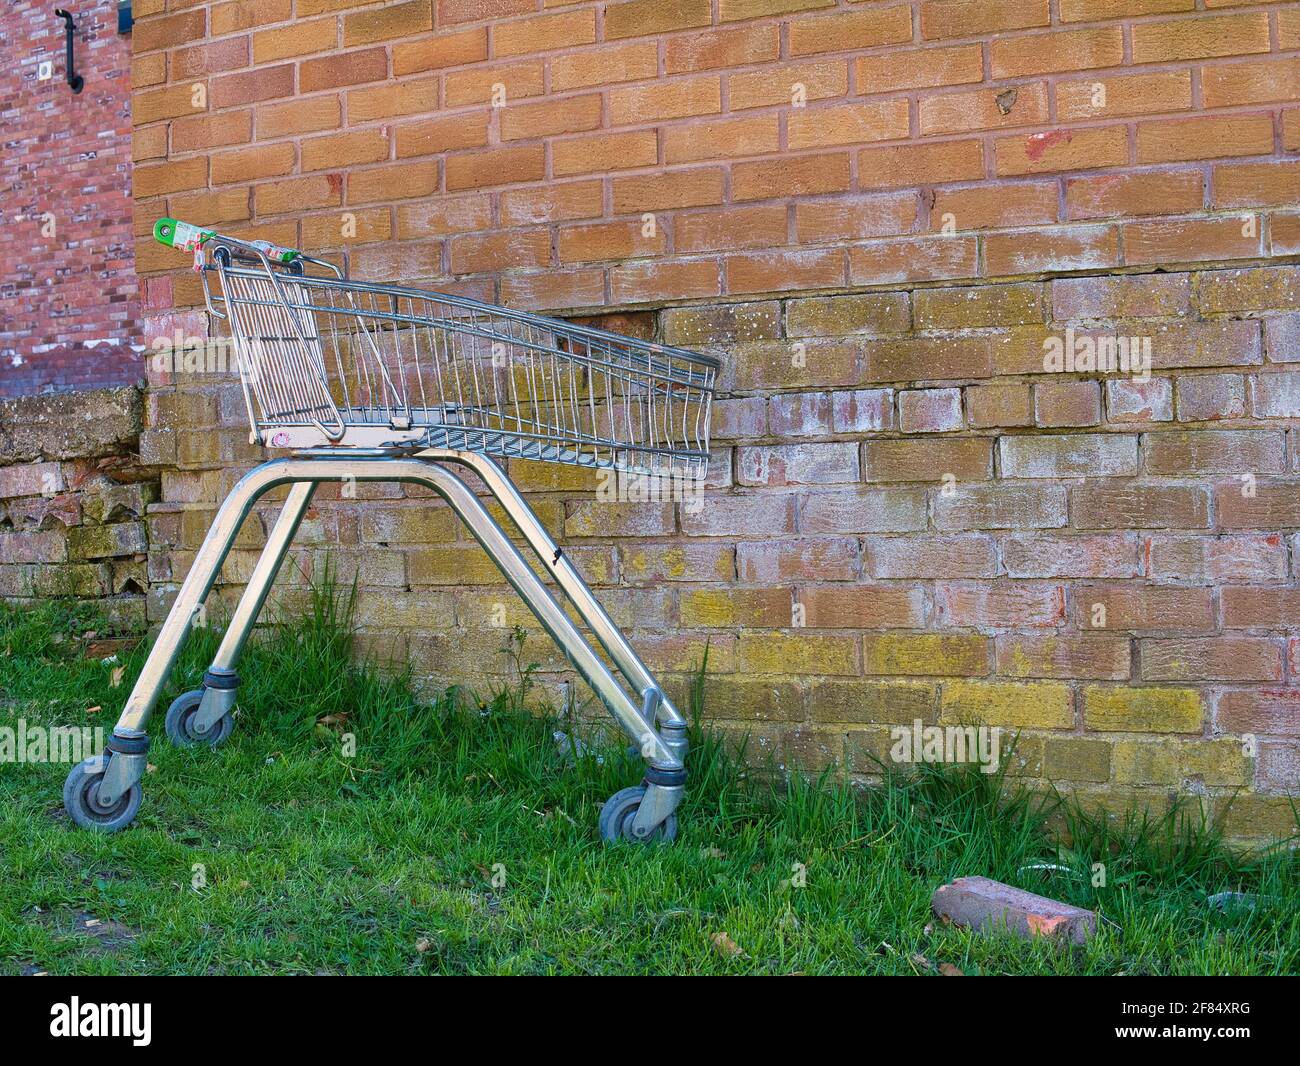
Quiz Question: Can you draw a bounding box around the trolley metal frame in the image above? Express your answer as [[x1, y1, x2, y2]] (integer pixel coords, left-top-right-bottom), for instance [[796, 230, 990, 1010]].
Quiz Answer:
[[63, 221, 720, 844]]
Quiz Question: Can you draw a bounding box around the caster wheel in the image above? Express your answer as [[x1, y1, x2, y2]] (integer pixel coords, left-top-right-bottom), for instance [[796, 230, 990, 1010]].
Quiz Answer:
[[164, 689, 233, 748], [63, 756, 141, 833], [598, 785, 677, 844]]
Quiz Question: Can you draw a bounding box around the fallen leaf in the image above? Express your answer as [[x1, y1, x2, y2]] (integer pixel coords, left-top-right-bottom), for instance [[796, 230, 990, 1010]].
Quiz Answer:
[[710, 931, 745, 958], [939, 963, 965, 976], [110, 667, 125, 688], [415, 938, 432, 953]]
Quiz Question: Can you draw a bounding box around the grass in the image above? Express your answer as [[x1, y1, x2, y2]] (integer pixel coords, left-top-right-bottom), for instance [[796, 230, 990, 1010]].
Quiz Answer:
[[0, 586, 1297, 975]]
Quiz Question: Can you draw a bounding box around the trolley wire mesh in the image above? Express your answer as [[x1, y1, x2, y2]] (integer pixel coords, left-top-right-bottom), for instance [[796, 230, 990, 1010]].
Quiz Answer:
[[210, 253, 717, 480]]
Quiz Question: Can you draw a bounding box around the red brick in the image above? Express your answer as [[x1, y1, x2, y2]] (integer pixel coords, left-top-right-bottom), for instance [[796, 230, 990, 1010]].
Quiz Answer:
[[849, 237, 980, 285], [445, 145, 545, 190], [858, 141, 984, 190], [211, 65, 295, 109], [919, 85, 1050, 137], [732, 153, 851, 202], [995, 126, 1128, 176], [449, 229, 551, 274], [790, 101, 909, 149], [726, 249, 846, 295], [937, 583, 1065, 629], [300, 48, 387, 93], [1136, 114, 1273, 164], [1125, 218, 1261, 265], [788, 7, 913, 57], [1057, 71, 1193, 121], [606, 0, 712, 40], [676, 206, 790, 253], [797, 194, 918, 243], [610, 259, 722, 304], [392, 28, 488, 75], [857, 45, 982, 95], [665, 116, 780, 164], [612, 169, 725, 213], [1065, 170, 1204, 221], [495, 10, 596, 58], [990, 28, 1123, 79], [666, 25, 779, 73], [985, 225, 1120, 275], [552, 131, 658, 177], [1131, 13, 1270, 63], [729, 61, 848, 111]]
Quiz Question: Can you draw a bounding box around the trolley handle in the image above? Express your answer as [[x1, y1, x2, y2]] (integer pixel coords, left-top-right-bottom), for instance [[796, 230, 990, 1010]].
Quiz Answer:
[[153, 217, 304, 266]]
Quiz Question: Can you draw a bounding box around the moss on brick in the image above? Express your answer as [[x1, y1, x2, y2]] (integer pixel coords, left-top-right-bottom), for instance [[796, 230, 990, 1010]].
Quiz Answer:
[[1083, 685, 1204, 733]]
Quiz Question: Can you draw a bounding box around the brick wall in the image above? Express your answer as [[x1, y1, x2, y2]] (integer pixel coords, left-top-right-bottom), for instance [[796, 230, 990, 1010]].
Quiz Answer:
[[129, 1, 1299, 840], [0, 388, 154, 630], [0, 1, 141, 396]]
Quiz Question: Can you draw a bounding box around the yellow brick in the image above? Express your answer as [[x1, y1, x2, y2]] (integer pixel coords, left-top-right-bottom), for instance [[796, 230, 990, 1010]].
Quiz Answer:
[[809, 678, 937, 724], [408, 545, 501, 585], [680, 588, 790, 628], [1083, 685, 1203, 733], [1215, 796, 1299, 841], [863, 633, 988, 677], [1112, 739, 1179, 785], [939, 680, 1073, 729], [1043, 737, 1110, 782], [736, 632, 858, 675], [1181, 739, 1252, 787]]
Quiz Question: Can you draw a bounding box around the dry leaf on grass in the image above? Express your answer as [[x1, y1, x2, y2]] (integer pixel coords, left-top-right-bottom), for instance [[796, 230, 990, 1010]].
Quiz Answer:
[[710, 931, 745, 958]]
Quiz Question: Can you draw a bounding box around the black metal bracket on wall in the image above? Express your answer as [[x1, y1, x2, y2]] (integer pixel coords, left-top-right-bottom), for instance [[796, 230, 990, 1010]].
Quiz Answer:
[[54, 8, 83, 94]]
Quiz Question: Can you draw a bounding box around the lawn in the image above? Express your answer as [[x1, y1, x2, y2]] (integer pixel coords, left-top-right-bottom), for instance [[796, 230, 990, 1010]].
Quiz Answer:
[[1, 588, 1296, 975]]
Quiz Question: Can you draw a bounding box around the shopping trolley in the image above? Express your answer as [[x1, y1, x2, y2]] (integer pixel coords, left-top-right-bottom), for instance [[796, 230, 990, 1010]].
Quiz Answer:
[[61, 218, 718, 844]]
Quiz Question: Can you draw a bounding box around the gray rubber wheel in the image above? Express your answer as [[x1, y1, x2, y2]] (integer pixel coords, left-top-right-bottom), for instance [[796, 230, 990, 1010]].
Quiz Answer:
[[598, 785, 678, 844], [62, 756, 142, 833], [164, 688, 233, 748]]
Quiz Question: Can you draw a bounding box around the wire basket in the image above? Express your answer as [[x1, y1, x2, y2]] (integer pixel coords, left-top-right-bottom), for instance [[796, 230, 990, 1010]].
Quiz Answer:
[[164, 221, 719, 481]]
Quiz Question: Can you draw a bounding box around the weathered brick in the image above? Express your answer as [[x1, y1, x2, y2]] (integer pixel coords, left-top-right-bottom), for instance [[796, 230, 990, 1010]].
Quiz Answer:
[[1078, 586, 1214, 634], [996, 634, 1130, 681], [1174, 374, 1246, 422], [799, 487, 926, 534], [1035, 381, 1101, 428], [869, 535, 998, 579], [966, 384, 1033, 429], [1070, 485, 1210, 530], [801, 586, 927, 629], [737, 537, 859, 582], [809, 679, 937, 725], [1147, 534, 1286, 585], [831, 390, 896, 434], [1083, 685, 1203, 733], [864, 633, 990, 677], [1141, 638, 1282, 682], [936, 583, 1065, 629], [863, 438, 992, 483], [934, 483, 1066, 531], [1217, 688, 1300, 735], [737, 632, 859, 676], [939, 680, 1073, 730], [899, 388, 963, 434], [1000, 434, 1138, 479], [1143, 430, 1285, 474], [738, 442, 860, 487], [1106, 379, 1174, 423], [1044, 737, 1111, 783]]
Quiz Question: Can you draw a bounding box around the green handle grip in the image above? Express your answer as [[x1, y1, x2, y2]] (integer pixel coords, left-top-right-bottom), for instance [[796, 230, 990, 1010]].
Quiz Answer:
[[153, 217, 300, 264]]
